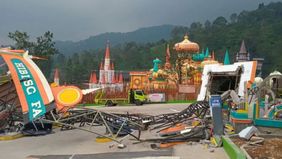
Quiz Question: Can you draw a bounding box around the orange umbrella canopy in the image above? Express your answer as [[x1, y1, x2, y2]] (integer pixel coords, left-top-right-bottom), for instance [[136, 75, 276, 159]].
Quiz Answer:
[[174, 34, 199, 53]]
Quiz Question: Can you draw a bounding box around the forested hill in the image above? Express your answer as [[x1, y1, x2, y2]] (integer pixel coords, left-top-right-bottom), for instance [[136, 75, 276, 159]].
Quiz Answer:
[[170, 2, 282, 76], [53, 2, 282, 84], [55, 25, 174, 55]]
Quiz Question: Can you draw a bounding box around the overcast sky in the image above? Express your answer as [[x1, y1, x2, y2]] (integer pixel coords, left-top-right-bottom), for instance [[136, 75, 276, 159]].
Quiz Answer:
[[0, 0, 281, 44]]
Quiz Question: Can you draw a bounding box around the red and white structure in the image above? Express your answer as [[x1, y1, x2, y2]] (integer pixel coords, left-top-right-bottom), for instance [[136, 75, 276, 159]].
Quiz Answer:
[[54, 68, 60, 86], [89, 71, 98, 89], [89, 41, 124, 91]]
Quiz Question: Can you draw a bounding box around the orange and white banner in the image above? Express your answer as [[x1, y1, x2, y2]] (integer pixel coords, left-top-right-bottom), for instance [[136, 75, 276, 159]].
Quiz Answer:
[[0, 50, 54, 122]]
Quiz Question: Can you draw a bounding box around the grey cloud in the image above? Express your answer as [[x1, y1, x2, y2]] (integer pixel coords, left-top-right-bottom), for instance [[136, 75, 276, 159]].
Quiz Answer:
[[0, 0, 280, 45]]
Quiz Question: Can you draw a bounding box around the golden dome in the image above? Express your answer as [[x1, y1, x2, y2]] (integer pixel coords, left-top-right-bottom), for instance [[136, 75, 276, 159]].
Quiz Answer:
[[174, 34, 200, 53], [200, 59, 219, 67]]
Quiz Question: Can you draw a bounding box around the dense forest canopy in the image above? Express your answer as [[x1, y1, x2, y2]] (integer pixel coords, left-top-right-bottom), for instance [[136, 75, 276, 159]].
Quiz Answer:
[[6, 2, 282, 86]]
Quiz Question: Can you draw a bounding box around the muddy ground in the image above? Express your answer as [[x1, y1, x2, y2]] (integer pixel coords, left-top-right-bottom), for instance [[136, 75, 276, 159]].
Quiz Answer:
[[232, 137, 282, 159]]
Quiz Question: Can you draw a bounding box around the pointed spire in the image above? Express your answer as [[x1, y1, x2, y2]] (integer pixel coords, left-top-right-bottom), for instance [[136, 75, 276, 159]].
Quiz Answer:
[[165, 44, 171, 69], [118, 72, 123, 83], [54, 68, 59, 86], [105, 40, 110, 59], [111, 62, 114, 70], [166, 44, 170, 62], [100, 62, 104, 70], [239, 40, 247, 53], [211, 51, 215, 60], [224, 50, 230, 65], [92, 72, 97, 84], [89, 72, 93, 83], [205, 47, 209, 57], [54, 68, 59, 79]]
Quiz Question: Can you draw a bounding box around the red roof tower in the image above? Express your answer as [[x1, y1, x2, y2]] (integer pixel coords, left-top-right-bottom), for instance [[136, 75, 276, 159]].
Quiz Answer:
[[92, 72, 97, 84], [104, 41, 111, 70], [211, 51, 215, 60], [105, 41, 110, 59], [111, 62, 114, 70], [89, 72, 93, 83], [100, 62, 104, 70], [118, 73, 123, 83], [54, 68, 59, 85]]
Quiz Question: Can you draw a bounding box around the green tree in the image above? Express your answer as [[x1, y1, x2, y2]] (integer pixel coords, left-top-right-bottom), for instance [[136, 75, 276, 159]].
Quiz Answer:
[[33, 31, 58, 57], [258, 3, 265, 9], [213, 16, 228, 27], [8, 31, 58, 79], [204, 20, 211, 29], [8, 31, 33, 49], [230, 13, 238, 23]]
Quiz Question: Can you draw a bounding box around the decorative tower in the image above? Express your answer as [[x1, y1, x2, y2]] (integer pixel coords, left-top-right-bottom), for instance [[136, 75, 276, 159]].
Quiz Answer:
[[92, 72, 98, 88], [165, 44, 171, 69], [205, 47, 209, 58], [236, 40, 250, 62], [211, 51, 215, 61], [89, 72, 98, 89], [118, 72, 124, 83], [224, 50, 230, 65], [96, 40, 120, 90], [118, 72, 124, 91], [104, 41, 111, 84], [99, 62, 104, 84], [111, 62, 115, 84], [89, 72, 93, 89], [54, 68, 59, 86], [174, 34, 200, 84]]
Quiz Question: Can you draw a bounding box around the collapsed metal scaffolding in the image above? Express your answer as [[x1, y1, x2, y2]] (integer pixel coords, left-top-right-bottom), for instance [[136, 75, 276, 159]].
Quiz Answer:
[[149, 101, 210, 130], [0, 79, 145, 143], [0, 77, 211, 144]]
